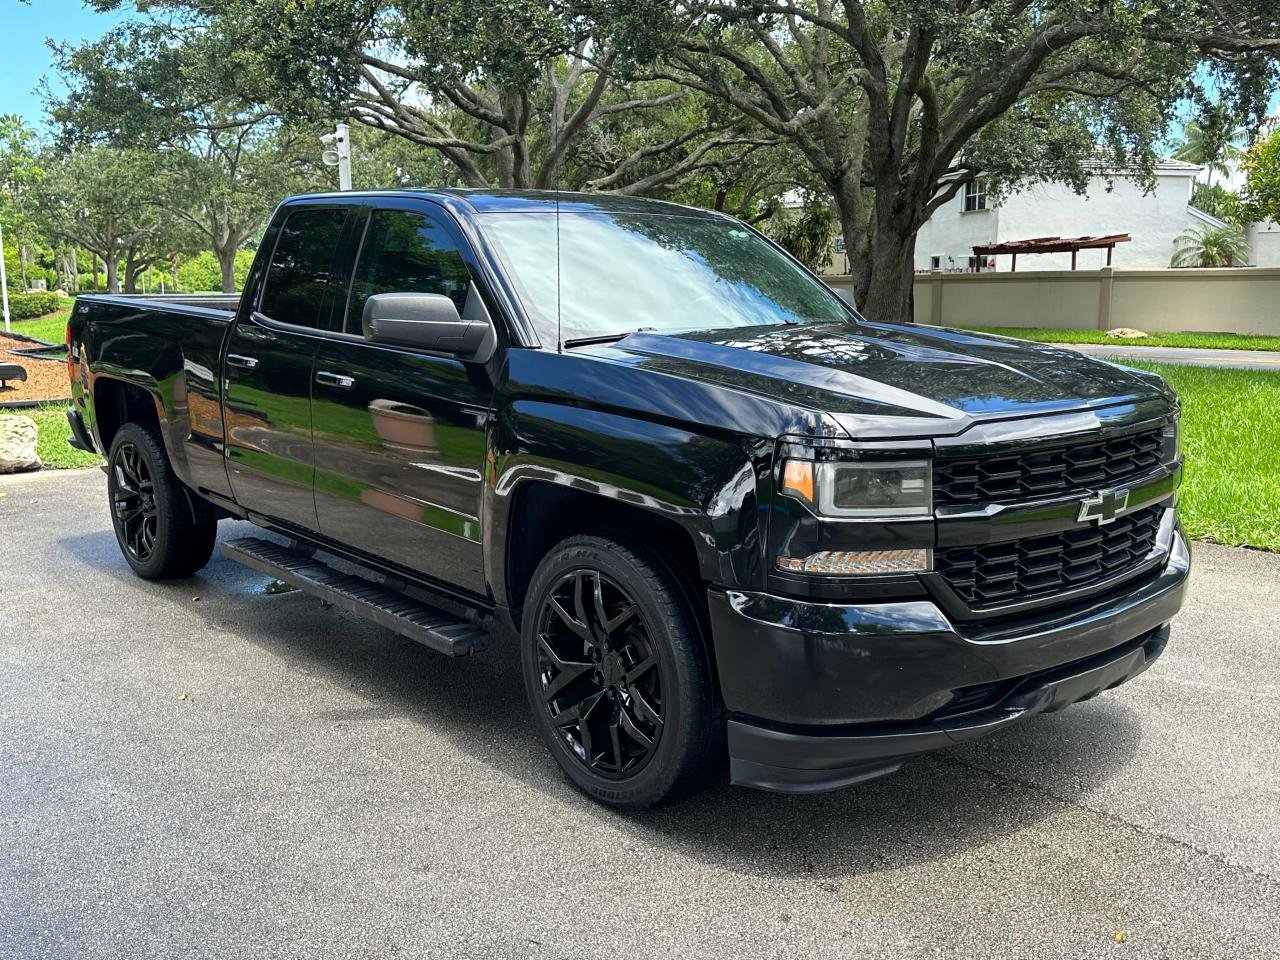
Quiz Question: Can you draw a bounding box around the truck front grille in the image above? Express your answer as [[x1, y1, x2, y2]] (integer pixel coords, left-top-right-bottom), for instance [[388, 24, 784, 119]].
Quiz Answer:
[[937, 504, 1164, 610], [933, 426, 1163, 506]]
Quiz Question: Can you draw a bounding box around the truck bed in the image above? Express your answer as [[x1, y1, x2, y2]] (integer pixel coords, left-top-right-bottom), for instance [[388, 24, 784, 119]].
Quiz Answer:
[[70, 291, 243, 502], [77, 293, 240, 318]]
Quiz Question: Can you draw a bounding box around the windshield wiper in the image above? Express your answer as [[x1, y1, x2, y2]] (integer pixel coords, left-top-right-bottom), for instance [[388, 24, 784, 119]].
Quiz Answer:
[[562, 327, 656, 349]]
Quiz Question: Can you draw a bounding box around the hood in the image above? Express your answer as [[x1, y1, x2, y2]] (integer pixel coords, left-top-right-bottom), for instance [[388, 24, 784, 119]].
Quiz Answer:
[[597, 321, 1171, 437]]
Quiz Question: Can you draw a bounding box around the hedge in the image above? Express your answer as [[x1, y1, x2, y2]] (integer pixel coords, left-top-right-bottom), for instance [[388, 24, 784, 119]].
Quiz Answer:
[[3, 291, 61, 321]]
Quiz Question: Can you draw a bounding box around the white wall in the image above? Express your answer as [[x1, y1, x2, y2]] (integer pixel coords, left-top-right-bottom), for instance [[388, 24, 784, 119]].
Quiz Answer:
[[914, 170, 1202, 272], [833, 267, 1280, 335], [912, 201, 998, 271], [1247, 220, 1280, 268]]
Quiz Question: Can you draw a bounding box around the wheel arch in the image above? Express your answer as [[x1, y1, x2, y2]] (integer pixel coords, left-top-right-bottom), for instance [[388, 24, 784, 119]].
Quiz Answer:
[[95, 377, 220, 526], [93, 375, 164, 454], [498, 479, 711, 630]]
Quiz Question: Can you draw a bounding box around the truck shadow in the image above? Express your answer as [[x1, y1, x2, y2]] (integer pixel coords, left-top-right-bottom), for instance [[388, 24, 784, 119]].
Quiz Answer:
[[59, 523, 1145, 882]]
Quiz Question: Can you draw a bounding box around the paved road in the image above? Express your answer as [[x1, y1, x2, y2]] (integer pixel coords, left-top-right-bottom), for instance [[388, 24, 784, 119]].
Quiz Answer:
[[1055, 342, 1280, 371], [2, 469, 1278, 959]]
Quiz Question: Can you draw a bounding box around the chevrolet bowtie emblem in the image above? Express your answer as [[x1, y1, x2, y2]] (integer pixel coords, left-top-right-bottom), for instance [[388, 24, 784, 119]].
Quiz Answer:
[[1078, 487, 1130, 525]]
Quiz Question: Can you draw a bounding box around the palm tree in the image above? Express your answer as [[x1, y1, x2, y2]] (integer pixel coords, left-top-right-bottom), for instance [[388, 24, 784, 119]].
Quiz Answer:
[[1171, 223, 1250, 268], [1174, 113, 1248, 187]]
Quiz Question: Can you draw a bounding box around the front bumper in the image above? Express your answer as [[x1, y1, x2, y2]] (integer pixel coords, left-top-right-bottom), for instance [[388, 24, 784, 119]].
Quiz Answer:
[[710, 524, 1190, 793]]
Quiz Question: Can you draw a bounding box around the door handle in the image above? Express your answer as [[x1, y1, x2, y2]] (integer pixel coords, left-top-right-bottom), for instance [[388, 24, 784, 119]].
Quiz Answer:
[[226, 354, 259, 370], [315, 371, 356, 390]]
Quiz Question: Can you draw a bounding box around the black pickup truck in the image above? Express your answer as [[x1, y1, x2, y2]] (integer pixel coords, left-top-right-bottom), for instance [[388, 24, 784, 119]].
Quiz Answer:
[[66, 190, 1188, 808]]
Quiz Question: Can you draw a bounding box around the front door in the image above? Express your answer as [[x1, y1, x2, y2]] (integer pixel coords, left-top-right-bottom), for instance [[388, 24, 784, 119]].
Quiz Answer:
[[222, 205, 351, 531], [310, 204, 495, 595]]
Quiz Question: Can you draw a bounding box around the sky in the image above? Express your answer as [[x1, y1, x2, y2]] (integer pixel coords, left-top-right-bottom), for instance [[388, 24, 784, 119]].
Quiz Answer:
[[0, 0, 128, 125]]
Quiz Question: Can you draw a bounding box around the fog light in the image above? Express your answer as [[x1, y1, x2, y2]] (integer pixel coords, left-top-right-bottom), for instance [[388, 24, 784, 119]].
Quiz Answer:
[[776, 548, 932, 575]]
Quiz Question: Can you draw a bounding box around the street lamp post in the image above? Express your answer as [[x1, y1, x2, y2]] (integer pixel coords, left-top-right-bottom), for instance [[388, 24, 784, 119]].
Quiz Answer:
[[321, 123, 353, 191], [1, 220, 11, 334]]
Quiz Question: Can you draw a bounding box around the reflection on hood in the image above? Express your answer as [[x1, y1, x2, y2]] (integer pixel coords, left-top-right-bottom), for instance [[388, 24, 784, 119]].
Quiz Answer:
[[604, 321, 1169, 423]]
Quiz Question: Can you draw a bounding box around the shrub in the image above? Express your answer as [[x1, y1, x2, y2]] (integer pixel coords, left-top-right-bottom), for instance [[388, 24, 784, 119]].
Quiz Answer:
[[177, 249, 254, 292], [3, 291, 60, 320], [771, 203, 838, 270]]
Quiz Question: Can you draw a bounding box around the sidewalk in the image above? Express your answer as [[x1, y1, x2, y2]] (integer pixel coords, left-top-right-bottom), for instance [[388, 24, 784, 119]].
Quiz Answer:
[[1056, 342, 1280, 371]]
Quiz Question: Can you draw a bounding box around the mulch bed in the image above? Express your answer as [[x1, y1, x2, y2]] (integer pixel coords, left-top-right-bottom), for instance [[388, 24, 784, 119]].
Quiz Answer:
[[0, 333, 71, 405]]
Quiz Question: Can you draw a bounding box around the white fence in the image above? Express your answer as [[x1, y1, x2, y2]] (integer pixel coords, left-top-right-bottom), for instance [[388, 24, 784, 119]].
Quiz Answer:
[[826, 267, 1280, 335]]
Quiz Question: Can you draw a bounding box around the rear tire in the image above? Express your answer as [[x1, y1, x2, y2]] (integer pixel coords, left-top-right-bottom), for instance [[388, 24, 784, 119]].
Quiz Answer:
[[521, 535, 720, 810], [107, 422, 218, 580]]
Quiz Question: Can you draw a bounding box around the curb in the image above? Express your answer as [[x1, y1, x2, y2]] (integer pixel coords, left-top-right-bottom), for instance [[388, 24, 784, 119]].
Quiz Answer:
[[1, 329, 60, 347], [0, 397, 73, 410]]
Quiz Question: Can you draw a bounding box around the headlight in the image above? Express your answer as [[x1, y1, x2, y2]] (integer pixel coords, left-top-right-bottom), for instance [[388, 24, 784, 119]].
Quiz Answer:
[[781, 458, 932, 518]]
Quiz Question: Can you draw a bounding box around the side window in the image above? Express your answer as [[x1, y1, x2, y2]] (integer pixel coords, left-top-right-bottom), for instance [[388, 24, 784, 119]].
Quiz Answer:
[[345, 209, 474, 334], [259, 208, 350, 328]]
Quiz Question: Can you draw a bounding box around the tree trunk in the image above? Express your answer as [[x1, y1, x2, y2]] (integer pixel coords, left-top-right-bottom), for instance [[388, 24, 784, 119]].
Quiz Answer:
[[830, 175, 872, 304], [171, 254, 179, 293], [216, 245, 238, 293], [860, 220, 918, 324], [104, 256, 120, 294]]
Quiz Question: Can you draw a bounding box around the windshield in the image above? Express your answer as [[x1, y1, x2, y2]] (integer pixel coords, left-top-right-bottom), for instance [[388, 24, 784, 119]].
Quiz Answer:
[[478, 210, 852, 345]]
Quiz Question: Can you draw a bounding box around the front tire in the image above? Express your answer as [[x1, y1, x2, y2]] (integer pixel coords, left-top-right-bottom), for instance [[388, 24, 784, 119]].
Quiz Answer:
[[521, 535, 720, 809], [107, 422, 218, 580]]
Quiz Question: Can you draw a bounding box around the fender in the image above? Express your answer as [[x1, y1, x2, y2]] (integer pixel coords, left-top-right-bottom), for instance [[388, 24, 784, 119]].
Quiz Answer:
[[85, 340, 189, 479], [484, 397, 773, 611], [73, 296, 234, 500]]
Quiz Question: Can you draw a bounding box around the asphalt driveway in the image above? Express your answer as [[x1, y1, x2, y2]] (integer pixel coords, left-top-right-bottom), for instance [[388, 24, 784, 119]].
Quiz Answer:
[[2, 468, 1277, 959]]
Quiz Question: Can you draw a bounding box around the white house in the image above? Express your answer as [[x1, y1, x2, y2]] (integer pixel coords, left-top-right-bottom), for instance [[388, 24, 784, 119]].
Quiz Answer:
[[1246, 219, 1280, 267], [912, 159, 1224, 272]]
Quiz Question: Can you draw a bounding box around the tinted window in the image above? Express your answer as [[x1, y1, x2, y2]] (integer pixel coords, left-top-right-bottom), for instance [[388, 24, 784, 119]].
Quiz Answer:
[[345, 210, 473, 333], [479, 211, 850, 345], [259, 208, 349, 328]]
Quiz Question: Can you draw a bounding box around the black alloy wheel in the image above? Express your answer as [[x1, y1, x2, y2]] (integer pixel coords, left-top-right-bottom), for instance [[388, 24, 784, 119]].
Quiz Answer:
[[110, 440, 159, 563], [106, 422, 218, 580], [521, 535, 721, 809], [536, 568, 664, 778]]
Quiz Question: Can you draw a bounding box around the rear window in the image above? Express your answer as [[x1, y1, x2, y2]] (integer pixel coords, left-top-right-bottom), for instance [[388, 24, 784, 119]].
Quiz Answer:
[[344, 209, 474, 334], [259, 208, 349, 328]]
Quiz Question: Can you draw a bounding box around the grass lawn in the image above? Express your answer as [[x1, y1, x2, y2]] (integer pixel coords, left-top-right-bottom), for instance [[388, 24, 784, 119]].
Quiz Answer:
[[24, 404, 102, 470], [8, 308, 71, 345], [960, 326, 1280, 352], [1126, 362, 1280, 551]]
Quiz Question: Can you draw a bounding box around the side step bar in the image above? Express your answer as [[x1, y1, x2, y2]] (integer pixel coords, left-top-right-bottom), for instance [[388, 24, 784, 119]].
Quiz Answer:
[[221, 537, 489, 657]]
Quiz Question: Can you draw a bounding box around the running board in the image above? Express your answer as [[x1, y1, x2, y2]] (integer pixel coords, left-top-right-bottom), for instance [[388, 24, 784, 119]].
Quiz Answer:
[[221, 537, 489, 657]]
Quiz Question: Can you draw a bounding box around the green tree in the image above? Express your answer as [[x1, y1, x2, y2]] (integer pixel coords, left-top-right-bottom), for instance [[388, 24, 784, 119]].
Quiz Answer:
[[161, 122, 325, 291], [1171, 223, 1249, 267], [0, 115, 47, 289], [608, 0, 1280, 321], [1190, 182, 1246, 225], [33, 147, 169, 293], [51, 30, 329, 292], [1174, 103, 1249, 185], [177, 248, 255, 292], [771, 201, 837, 270], [1242, 127, 1280, 224], [81, 1, 761, 196]]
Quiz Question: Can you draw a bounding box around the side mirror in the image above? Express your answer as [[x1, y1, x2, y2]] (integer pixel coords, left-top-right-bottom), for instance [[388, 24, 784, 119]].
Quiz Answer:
[[362, 289, 496, 362]]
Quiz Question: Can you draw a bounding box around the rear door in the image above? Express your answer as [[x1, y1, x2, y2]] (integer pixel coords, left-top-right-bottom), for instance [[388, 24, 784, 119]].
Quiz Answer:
[[310, 201, 498, 595], [222, 204, 352, 531]]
